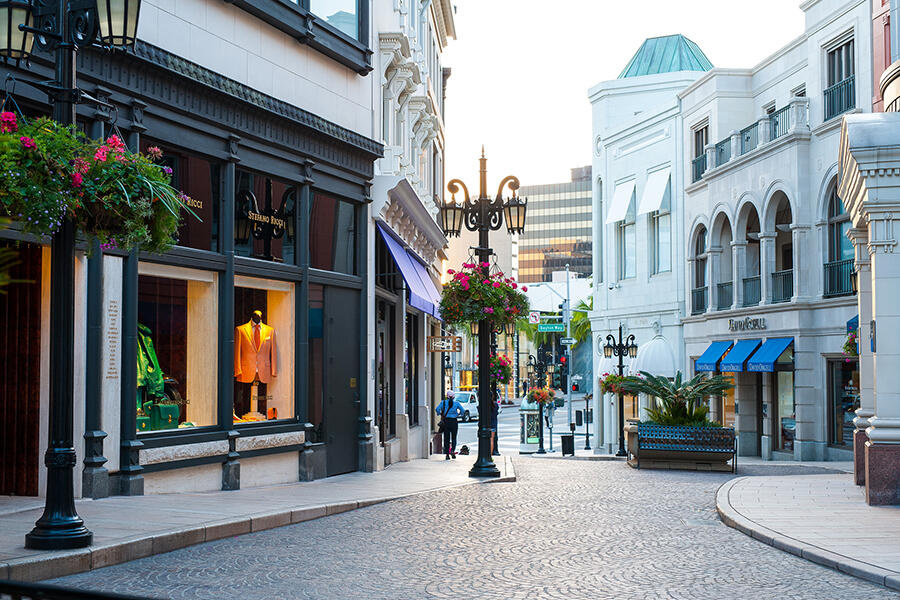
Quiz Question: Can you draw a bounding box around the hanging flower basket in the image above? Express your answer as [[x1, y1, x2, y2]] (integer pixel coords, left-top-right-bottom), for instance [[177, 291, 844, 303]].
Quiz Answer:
[[474, 353, 513, 385], [599, 372, 629, 395], [526, 387, 554, 406], [0, 111, 195, 254], [843, 329, 858, 359], [440, 262, 529, 330]]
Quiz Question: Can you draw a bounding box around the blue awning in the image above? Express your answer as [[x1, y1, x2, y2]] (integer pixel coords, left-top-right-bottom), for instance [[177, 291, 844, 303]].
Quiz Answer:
[[695, 341, 733, 372], [747, 337, 794, 372], [405, 250, 443, 320], [847, 315, 859, 334], [377, 223, 434, 315], [720, 339, 762, 372]]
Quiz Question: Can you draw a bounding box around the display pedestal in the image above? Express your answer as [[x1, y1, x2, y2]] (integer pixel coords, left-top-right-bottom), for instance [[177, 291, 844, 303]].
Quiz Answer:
[[242, 382, 265, 421]]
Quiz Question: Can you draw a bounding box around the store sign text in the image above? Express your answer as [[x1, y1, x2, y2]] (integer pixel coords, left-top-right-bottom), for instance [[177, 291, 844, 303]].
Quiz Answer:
[[248, 211, 286, 230], [729, 317, 767, 332]]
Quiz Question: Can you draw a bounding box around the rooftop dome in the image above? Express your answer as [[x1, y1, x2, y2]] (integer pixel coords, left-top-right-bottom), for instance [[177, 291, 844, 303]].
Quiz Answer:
[[618, 34, 713, 79]]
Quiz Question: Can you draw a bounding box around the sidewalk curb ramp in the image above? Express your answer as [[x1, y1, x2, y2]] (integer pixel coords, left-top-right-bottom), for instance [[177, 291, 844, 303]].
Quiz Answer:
[[0, 456, 515, 582], [716, 477, 900, 591]]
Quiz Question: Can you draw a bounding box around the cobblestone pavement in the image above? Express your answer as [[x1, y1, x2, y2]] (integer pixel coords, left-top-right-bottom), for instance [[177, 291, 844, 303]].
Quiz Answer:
[[53, 459, 895, 600]]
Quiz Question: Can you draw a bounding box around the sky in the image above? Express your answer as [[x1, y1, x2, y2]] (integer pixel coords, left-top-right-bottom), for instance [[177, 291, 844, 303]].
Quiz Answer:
[[441, 0, 807, 191]]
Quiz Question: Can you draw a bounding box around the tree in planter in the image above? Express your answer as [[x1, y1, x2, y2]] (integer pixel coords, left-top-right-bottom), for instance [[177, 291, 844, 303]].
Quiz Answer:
[[621, 371, 734, 427]]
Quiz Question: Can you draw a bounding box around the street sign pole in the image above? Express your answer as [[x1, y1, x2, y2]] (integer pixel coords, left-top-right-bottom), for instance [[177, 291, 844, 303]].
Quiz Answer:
[[566, 264, 573, 435]]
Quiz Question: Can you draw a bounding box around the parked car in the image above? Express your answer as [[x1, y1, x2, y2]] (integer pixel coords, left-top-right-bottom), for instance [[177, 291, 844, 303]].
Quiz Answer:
[[451, 391, 479, 422]]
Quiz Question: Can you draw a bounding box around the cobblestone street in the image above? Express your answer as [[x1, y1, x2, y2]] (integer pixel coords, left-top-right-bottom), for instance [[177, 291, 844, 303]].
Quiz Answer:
[[53, 458, 893, 600]]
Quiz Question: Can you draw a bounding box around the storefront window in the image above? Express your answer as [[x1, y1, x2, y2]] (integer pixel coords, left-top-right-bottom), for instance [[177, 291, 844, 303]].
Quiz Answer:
[[233, 276, 295, 423], [309, 0, 358, 40], [308, 284, 325, 443], [137, 265, 218, 433], [405, 313, 419, 427], [776, 371, 795, 451], [142, 142, 221, 252], [829, 359, 859, 447], [713, 375, 736, 427], [235, 170, 296, 264], [310, 193, 357, 274]]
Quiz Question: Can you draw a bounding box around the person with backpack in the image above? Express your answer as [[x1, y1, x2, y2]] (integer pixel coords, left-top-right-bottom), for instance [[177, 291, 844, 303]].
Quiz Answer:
[[436, 391, 464, 460]]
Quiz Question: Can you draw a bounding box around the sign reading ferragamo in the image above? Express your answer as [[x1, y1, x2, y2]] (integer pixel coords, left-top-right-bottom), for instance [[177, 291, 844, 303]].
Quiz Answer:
[[729, 317, 767, 332]]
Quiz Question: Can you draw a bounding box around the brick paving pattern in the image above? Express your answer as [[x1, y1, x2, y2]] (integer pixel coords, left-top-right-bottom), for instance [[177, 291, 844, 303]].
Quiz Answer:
[[53, 459, 893, 599]]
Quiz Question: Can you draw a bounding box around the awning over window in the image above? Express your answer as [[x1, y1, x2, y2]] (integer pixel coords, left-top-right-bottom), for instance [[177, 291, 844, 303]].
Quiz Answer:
[[720, 339, 762, 373], [695, 340, 733, 372], [747, 337, 793, 372], [847, 315, 859, 334], [637, 167, 671, 215], [405, 250, 443, 320], [377, 223, 435, 316], [605, 180, 636, 224]]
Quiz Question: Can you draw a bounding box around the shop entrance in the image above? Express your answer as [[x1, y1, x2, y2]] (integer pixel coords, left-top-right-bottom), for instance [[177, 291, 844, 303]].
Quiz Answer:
[[375, 300, 395, 444], [0, 243, 42, 496], [324, 286, 360, 476]]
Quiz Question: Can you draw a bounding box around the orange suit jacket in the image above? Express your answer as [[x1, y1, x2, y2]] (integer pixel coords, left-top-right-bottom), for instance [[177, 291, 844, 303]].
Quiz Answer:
[[234, 321, 277, 384]]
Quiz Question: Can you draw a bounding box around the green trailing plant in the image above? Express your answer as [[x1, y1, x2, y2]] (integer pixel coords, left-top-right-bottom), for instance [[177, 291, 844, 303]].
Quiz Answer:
[[621, 371, 734, 427], [440, 262, 529, 330], [0, 111, 196, 254]]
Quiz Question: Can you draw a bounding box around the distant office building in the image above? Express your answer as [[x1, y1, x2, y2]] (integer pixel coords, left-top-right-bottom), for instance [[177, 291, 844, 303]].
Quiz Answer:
[[518, 167, 592, 283]]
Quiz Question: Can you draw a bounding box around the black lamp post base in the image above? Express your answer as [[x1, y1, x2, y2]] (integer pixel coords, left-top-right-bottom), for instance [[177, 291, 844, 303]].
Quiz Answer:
[[468, 459, 501, 478], [615, 448, 627, 457], [25, 523, 92, 550]]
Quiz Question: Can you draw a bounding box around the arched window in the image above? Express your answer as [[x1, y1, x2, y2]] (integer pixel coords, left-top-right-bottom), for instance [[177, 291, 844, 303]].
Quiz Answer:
[[694, 228, 707, 288], [824, 184, 854, 297]]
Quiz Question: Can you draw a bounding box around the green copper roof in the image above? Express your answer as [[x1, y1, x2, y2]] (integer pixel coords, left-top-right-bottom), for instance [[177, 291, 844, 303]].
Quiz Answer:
[[618, 35, 713, 79]]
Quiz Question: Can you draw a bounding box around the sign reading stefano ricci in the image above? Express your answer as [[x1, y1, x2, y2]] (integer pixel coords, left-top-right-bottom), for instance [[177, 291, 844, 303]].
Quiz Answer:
[[729, 317, 767, 332]]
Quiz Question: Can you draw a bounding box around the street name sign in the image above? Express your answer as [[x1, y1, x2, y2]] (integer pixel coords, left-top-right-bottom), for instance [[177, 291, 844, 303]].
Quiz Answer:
[[560, 337, 575, 345], [538, 323, 565, 332], [426, 336, 462, 353]]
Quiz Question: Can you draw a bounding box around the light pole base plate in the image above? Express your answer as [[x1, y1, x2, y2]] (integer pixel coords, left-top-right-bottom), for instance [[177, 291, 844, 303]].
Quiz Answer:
[[25, 525, 93, 550]]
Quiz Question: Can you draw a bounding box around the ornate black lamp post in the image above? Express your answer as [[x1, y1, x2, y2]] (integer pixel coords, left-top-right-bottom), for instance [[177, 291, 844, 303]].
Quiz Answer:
[[440, 149, 526, 477], [1, 0, 143, 550], [603, 324, 637, 457]]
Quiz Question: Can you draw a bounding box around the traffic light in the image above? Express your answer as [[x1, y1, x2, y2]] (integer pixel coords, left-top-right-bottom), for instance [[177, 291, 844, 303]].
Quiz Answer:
[[552, 372, 561, 388], [572, 382, 579, 392]]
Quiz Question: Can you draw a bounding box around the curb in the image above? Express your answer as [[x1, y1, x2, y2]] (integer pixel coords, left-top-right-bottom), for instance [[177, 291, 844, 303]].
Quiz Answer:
[[529, 453, 625, 462], [0, 457, 517, 583], [716, 478, 900, 591]]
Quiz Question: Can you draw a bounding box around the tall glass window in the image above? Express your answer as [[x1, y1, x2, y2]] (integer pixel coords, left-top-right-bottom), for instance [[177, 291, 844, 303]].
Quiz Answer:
[[310, 193, 357, 274], [235, 170, 296, 265], [616, 195, 635, 279], [828, 359, 859, 448], [651, 183, 671, 274], [828, 186, 853, 261], [309, 0, 358, 39]]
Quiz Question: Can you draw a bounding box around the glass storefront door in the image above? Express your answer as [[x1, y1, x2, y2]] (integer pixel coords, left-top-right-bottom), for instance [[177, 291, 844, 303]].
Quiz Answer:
[[775, 371, 795, 451], [828, 359, 859, 448]]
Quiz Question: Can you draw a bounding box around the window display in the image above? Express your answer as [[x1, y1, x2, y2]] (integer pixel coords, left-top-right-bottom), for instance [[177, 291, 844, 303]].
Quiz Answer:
[[829, 359, 859, 447], [233, 277, 295, 423], [235, 170, 296, 264], [137, 264, 218, 432]]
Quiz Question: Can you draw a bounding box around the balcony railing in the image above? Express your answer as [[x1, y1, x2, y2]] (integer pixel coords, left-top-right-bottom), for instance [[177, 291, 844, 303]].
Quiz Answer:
[[824, 258, 854, 297], [740, 123, 758, 155], [769, 106, 790, 140], [691, 286, 708, 315], [771, 269, 793, 304], [715, 138, 731, 166], [692, 154, 707, 183], [716, 281, 733, 310], [743, 276, 761, 307], [824, 75, 855, 121]]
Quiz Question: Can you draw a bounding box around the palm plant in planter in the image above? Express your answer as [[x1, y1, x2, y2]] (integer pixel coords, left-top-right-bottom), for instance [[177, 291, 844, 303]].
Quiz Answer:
[[622, 371, 734, 427]]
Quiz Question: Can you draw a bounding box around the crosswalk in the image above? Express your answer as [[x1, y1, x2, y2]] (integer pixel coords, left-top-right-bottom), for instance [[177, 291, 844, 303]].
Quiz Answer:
[[455, 403, 597, 455]]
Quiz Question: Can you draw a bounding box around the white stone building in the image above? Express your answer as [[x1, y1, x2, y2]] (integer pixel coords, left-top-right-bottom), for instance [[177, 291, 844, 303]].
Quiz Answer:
[[367, 0, 456, 469], [588, 35, 714, 453], [680, 0, 870, 461]]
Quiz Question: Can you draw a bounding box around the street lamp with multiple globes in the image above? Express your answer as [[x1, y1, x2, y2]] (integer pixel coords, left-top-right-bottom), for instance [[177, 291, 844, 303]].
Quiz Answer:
[[0, 0, 144, 550], [440, 148, 526, 478], [603, 324, 638, 457]]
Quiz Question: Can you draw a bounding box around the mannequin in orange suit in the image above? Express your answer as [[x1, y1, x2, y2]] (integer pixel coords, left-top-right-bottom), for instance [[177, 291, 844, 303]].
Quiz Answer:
[[234, 310, 277, 420]]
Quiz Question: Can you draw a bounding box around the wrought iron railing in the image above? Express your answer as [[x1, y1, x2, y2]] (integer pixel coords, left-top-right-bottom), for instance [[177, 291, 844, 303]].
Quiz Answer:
[[824, 75, 855, 121], [824, 258, 854, 297], [771, 269, 793, 303], [716, 281, 733, 310], [692, 154, 707, 183], [769, 106, 790, 140], [715, 138, 731, 166], [0, 580, 155, 599], [691, 286, 708, 315], [740, 123, 758, 155], [743, 276, 761, 307]]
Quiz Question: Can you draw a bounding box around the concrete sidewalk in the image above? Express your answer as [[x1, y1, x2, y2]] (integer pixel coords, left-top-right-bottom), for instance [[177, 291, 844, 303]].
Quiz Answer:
[[717, 473, 900, 590], [0, 455, 514, 582]]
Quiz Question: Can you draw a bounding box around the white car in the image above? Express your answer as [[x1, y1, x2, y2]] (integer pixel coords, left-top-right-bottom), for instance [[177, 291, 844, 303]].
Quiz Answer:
[[452, 391, 479, 422]]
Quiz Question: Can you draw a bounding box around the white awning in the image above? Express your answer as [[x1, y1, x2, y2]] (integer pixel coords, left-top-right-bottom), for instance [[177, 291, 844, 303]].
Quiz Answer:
[[604, 180, 636, 224], [630, 336, 676, 378], [637, 167, 671, 215]]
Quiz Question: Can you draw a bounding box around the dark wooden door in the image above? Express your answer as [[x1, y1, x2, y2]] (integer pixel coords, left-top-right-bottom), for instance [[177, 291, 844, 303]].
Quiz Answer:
[[324, 286, 360, 476], [0, 243, 42, 495]]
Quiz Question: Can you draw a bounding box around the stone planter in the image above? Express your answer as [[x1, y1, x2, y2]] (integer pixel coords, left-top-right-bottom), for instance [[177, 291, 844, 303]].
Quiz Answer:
[[626, 423, 736, 472]]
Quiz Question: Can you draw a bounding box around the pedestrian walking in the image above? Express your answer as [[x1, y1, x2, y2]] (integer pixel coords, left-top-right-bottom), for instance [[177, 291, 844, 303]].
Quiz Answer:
[[436, 391, 464, 459]]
